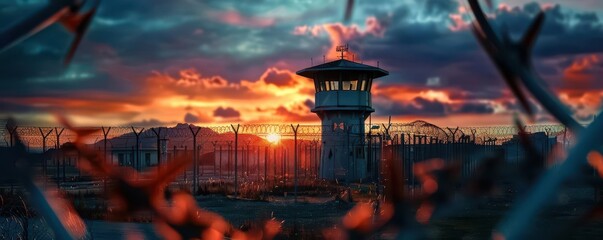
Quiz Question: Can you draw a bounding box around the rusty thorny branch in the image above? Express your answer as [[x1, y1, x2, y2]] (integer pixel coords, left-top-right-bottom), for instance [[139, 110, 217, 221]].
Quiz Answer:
[[468, 0, 603, 239], [0, 0, 102, 66], [1, 118, 87, 239], [2, 116, 282, 239]]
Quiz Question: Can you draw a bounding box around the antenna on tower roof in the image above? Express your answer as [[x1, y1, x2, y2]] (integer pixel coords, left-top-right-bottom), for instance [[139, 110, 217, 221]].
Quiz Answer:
[[336, 44, 349, 60]]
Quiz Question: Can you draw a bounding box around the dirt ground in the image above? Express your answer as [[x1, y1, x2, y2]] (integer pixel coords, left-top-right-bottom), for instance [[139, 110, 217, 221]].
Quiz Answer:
[[4, 184, 603, 239]]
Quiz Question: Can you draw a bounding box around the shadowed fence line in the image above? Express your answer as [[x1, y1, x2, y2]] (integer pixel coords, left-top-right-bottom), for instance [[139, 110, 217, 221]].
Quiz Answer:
[[1, 120, 572, 193]]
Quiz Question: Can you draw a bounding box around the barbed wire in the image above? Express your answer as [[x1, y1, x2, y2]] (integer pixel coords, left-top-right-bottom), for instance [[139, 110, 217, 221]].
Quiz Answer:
[[2, 120, 571, 152]]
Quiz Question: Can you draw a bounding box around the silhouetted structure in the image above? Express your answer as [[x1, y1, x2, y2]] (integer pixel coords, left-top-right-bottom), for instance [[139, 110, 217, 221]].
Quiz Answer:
[[296, 48, 388, 181], [501, 132, 557, 167]]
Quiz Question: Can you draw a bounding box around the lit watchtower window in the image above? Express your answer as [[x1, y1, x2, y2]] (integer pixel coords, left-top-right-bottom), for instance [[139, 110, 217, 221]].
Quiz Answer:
[[341, 80, 357, 91], [313, 71, 373, 92]]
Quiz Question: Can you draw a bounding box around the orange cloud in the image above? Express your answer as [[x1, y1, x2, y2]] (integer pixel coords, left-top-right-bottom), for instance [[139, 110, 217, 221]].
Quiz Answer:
[[3, 64, 321, 126], [258, 67, 298, 87], [144, 69, 259, 100], [448, 13, 469, 32], [294, 16, 386, 60], [293, 25, 322, 36], [558, 54, 603, 116], [240, 67, 314, 97], [563, 54, 600, 82], [213, 106, 241, 119], [131, 67, 316, 124], [274, 105, 316, 122], [323, 17, 385, 59], [372, 84, 452, 103], [498, 3, 513, 12], [184, 112, 213, 124], [447, 5, 472, 32]]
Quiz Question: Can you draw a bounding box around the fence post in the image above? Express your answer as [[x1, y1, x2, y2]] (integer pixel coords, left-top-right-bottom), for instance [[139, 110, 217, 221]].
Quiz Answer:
[[101, 127, 112, 162], [257, 145, 260, 182], [367, 128, 372, 180], [447, 127, 459, 175], [545, 128, 551, 168], [471, 129, 477, 172], [211, 141, 218, 176], [345, 127, 351, 182], [54, 127, 64, 187], [245, 141, 251, 179], [227, 141, 232, 179], [283, 147, 287, 191], [264, 145, 268, 190], [6, 124, 17, 147], [200, 145, 203, 177], [310, 139, 318, 179], [219, 144, 223, 179], [304, 143, 308, 179], [231, 124, 240, 197], [377, 133, 383, 200], [130, 127, 144, 172], [39, 128, 52, 180], [410, 134, 415, 196], [100, 127, 112, 193], [315, 139, 320, 179], [151, 127, 162, 174], [291, 124, 299, 203], [189, 125, 201, 194], [274, 145, 277, 187], [401, 133, 405, 185], [5, 123, 16, 193]]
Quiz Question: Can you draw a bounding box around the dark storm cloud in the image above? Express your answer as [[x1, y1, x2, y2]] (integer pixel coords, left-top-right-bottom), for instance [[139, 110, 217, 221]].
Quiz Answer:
[[575, 12, 599, 22], [303, 99, 315, 109], [124, 118, 166, 127], [213, 107, 240, 118], [184, 112, 199, 123], [1, 0, 602, 124], [362, 2, 603, 95], [263, 69, 294, 86], [424, 0, 458, 15], [361, 9, 493, 89], [0, 0, 329, 87], [375, 96, 496, 117], [448, 89, 506, 100], [0, 101, 44, 113], [493, 4, 603, 58], [501, 99, 545, 114], [454, 102, 495, 114], [375, 97, 448, 117]]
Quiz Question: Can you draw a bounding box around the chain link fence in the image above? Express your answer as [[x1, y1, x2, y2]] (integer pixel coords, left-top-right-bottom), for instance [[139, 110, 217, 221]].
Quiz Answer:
[[1, 120, 572, 188]]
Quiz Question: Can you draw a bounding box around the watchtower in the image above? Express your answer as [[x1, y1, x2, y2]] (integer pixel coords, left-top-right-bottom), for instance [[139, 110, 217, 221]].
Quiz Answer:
[[296, 46, 388, 181]]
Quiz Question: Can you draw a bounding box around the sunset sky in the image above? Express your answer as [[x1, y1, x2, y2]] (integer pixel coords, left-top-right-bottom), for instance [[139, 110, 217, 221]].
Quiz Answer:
[[0, 0, 602, 127]]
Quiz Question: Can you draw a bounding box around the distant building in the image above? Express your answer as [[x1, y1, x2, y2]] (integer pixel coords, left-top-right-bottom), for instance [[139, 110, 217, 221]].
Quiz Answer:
[[296, 47, 388, 181], [501, 132, 557, 164], [108, 137, 164, 168], [92, 124, 270, 172]]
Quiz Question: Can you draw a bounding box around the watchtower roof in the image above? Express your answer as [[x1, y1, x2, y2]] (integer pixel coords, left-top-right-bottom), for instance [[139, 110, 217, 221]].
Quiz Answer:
[[296, 59, 389, 78]]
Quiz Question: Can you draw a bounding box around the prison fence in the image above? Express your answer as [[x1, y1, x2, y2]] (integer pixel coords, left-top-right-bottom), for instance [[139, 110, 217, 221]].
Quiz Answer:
[[0, 120, 573, 195]]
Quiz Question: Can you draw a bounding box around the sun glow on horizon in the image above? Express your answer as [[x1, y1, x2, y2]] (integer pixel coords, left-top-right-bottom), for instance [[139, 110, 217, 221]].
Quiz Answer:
[[266, 133, 281, 144]]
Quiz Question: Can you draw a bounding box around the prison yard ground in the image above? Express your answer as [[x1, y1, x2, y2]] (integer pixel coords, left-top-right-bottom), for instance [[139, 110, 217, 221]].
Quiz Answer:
[[2, 183, 603, 239]]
